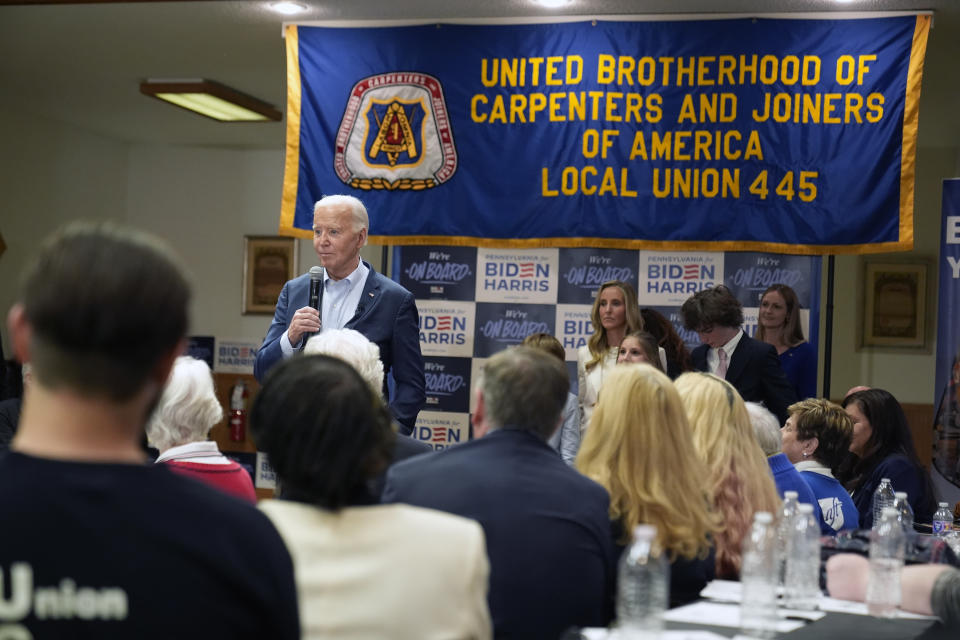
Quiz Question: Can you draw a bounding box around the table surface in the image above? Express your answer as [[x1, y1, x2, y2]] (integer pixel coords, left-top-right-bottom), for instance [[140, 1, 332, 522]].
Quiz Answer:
[[666, 611, 951, 639]]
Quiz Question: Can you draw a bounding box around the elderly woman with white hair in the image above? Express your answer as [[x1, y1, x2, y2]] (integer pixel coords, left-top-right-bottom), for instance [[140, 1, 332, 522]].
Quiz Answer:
[[745, 401, 818, 509], [304, 329, 431, 497], [147, 356, 256, 503]]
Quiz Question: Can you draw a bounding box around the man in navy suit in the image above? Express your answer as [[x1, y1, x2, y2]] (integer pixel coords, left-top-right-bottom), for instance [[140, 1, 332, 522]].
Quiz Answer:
[[383, 347, 615, 639], [682, 285, 797, 425], [253, 195, 425, 433]]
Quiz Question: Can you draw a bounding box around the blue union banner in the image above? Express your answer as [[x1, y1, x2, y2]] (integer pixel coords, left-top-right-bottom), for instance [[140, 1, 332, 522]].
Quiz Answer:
[[280, 15, 929, 254]]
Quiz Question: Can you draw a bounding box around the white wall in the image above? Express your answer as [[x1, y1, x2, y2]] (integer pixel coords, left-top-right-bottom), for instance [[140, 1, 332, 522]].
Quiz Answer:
[[0, 107, 129, 357]]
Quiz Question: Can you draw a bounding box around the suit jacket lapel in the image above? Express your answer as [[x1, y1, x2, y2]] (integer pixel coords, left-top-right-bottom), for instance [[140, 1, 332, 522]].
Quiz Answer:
[[725, 335, 750, 383], [345, 261, 380, 327]]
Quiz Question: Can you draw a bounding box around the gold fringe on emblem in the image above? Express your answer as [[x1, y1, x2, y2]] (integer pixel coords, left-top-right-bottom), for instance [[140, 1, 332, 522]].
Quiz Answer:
[[350, 177, 437, 190]]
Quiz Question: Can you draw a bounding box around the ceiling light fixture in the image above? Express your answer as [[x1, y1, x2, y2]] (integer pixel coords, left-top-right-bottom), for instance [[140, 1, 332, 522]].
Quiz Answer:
[[268, 1, 309, 15], [140, 79, 282, 122], [536, 0, 573, 8]]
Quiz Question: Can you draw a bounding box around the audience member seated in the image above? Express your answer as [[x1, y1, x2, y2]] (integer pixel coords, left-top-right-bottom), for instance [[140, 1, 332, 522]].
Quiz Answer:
[[641, 307, 692, 379], [781, 399, 858, 534], [304, 328, 431, 495], [522, 332, 580, 465], [146, 356, 256, 503], [253, 355, 490, 640], [616, 331, 665, 372], [756, 284, 817, 400], [746, 401, 819, 510], [839, 388, 936, 528], [827, 554, 960, 628], [0, 362, 29, 453], [676, 372, 782, 579], [681, 285, 797, 424], [0, 222, 299, 638], [577, 280, 643, 436], [384, 347, 615, 639], [577, 363, 719, 606]]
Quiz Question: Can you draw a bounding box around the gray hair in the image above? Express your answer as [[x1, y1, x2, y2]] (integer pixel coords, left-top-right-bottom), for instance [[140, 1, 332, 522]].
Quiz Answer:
[[314, 195, 369, 245], [146, 356, 223, 452], [746, 401, 782, 456], [304, 329, 384, 394], [481, 347, 569, 440]]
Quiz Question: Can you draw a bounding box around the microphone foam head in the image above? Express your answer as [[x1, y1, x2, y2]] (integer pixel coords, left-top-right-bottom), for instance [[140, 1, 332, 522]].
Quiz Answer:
[[309, 266, 324, 279]]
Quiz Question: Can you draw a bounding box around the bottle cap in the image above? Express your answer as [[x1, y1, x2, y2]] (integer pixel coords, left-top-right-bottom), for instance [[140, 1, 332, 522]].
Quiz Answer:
[[755, 512, 773, 524], [940, 502, 950, 507], [785, 491, 798, 499], [798, 503, 814, 514], [895, 491, 907, 499], [881, 477, 891, 483], [632, 525, 656, 540]]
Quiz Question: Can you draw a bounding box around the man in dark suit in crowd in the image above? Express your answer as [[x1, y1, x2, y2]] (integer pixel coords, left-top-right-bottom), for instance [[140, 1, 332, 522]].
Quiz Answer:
[[253, 195, 425, 434], [682, 285, 797, 424], [1, 222, 299, 638], [383, 347, 614, 639]]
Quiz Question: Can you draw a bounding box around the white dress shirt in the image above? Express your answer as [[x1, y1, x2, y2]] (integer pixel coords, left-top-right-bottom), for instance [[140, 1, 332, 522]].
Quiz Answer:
[[706, 329, 744, 377]]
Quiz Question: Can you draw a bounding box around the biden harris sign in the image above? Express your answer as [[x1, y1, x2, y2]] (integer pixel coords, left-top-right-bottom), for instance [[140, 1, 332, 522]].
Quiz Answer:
[[280, 15, 928, 254]]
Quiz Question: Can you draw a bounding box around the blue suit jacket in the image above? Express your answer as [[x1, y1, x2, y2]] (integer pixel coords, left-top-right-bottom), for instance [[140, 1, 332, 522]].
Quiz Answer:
[[691, 333, 797, 425], [253, 261, 425, 432], [382, 429, 615, 639]]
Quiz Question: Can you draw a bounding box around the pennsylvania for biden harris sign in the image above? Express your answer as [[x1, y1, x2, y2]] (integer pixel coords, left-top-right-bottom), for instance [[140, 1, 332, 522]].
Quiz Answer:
[[279, 15, 929, 254]]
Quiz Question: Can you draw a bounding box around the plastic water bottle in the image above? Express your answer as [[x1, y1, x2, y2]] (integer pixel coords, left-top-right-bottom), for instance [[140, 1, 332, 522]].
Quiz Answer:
[[866, 507, 905, 618], [893, 491, 914, 535], [933, 502, 954, 536], [783, 503, 822, 610], [871, 478, 896, 528], [616, 524, 668, 636], [740, 512, 778, 639], [777, 491, 800, 585]]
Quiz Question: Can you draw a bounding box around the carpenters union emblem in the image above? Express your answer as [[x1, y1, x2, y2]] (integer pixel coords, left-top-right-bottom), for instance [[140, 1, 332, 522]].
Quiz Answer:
[[334, 72, 457, 190]]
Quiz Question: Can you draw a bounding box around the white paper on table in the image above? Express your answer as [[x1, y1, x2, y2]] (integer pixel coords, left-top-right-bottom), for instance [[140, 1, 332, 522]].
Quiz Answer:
[[662, 602, 806, 633], [699, 580, 742, 602], [581, 629, 729, 640], [818, 597, 939, 620]]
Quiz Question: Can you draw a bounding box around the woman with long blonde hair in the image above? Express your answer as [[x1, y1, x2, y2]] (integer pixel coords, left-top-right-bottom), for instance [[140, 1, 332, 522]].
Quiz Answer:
[[576, 280, 643, 435], [674, 372, 781, 579], [577, 364, 719, 605]]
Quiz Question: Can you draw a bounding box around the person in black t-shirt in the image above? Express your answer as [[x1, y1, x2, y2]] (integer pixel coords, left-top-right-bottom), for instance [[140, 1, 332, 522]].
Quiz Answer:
[[0, 222, 299, 639]]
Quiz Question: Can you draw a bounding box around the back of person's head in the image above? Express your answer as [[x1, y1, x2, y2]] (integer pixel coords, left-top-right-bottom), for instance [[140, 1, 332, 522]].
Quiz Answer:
[[577, 364, 717, 559], [304, 328, 384, 393], [250, 355, 393, 508], [521, 332, 565, 363], [788, 398, 852, 472], [675, 371, 780, 577], [680, 285, 743, 332], [480, 346, 568, 440], [746, 402, 782, 457], [145, 356, 223, 452], [16, 221, 190, 401], [640, 307, 692, 372]]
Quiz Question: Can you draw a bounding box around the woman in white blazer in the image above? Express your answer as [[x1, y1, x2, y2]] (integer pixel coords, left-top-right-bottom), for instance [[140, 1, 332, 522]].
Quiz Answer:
[[577, 280, 643, 435], [251, 355, 491, 640]]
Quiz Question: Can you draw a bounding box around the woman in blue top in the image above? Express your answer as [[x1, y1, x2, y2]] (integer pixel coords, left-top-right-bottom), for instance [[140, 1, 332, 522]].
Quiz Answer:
[[838, 388, 936, 529], [781, 398, 859, 534], [757, 284, 817, 400]]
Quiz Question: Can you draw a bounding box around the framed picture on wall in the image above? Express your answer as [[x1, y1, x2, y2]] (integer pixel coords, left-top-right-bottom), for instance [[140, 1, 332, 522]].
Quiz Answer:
[[862, 261, 927, 348], [243, 236, 298, 315]]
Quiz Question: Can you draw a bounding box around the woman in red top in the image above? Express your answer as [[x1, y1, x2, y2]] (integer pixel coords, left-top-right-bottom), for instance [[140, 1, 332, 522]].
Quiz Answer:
[[146, 356, 257, 503]]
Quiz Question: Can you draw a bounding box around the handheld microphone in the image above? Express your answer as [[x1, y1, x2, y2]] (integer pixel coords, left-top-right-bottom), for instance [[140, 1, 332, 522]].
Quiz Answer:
[[308, 266, 324, 311]]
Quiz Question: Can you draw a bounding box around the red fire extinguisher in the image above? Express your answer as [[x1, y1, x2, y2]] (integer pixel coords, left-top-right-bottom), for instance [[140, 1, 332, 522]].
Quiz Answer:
[[229, 379, 249, 442]]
